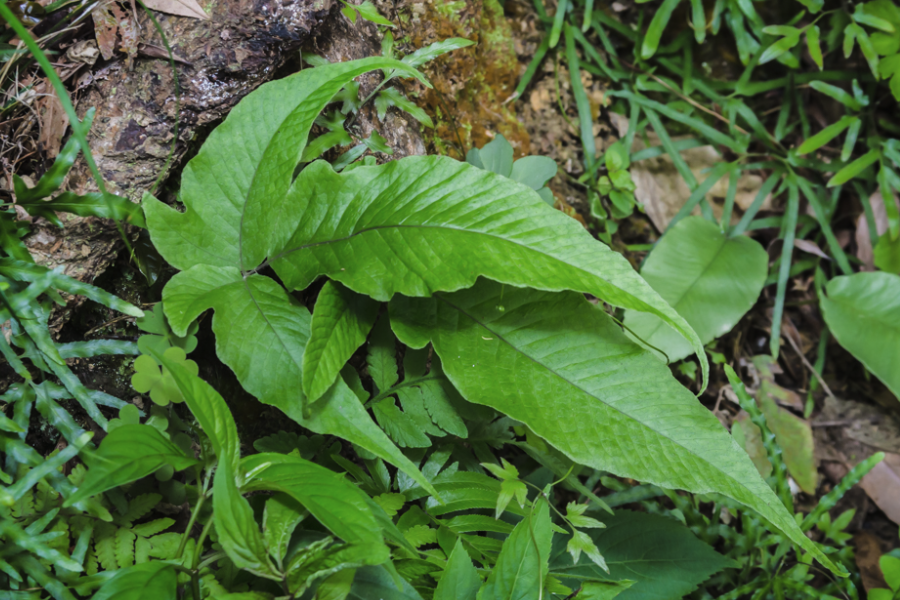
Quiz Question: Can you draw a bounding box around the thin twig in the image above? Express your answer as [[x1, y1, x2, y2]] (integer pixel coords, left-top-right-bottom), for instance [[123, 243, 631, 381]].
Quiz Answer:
[[781, 325, 836, 401]]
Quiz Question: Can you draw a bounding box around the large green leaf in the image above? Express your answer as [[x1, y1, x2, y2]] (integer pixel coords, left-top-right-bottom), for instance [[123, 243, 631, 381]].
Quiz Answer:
[[348, 566, 424, 599], [64, 424, 198, 506], [303, 281, 378, 404], [160, 267, 437, 496], [389, 280, 839, 573], [148, 166, 707, 397], [551, 511, 735, 600], [266, 158, 704, 385], [820, 271, 900, 400], [624, 217, 768, 363], [434, 539, 481, 600], [91, 563, 177, 600], [242, 452, 389, 552], [476, 498, 552, 600], [142, 58, 426, 272], [162, 266, 309, 411], [213, 457, 277, 579], [156, 348, 240, 468]]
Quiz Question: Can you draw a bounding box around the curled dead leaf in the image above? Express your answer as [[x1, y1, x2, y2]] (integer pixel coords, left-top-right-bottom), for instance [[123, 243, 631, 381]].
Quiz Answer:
[[141, 0, 209, 19], [860, 453, 900, 525]]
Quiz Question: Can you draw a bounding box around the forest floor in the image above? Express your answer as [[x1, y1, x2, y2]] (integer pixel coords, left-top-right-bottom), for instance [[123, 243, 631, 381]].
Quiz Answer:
[[3, 0, 900, 593]]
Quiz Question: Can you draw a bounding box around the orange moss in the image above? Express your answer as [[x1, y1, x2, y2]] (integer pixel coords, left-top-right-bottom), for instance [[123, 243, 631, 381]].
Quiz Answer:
[[402, 0, 530, 158]]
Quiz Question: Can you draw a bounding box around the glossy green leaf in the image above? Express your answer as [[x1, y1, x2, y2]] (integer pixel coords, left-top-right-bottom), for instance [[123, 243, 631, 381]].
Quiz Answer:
[[874, 232, 900, 272], [143, 58, 426, 273], [806, 25, 823, 70], [147, 58, 708, 409], [303, 280, 378, 404], [316, 568, 356, 600], [690, 0, 706, 43], [820, 272, 900, 400], [155, 342, 241, 468], [213, 457, 277, 579], [342, 0, 393, 26], [389, 280, 840, 574], [510, 156, 558, 191], [348, 566, 423, 599], [434, 539, 481, 600], [14, 191, 145, 229], [550, 511, 736, 600], [401, 38, 474, 68], [798, 116, 856, 155], [641, 0, 683, 59], [91, 562, 177, 600], [269, 157, 706, 385], [577, 581, 634, 599], [477, 499, 552, 600], [0, 259, 143, 317], [159, 345, 439, 499], [795, 0, 823, 12], [375, 87, 434, 128], [624, 217, 768, 362], [809, 81, 863, 111], [827, 149, 880, 186], [476, 134, 514, 177], [760, 33, 801, 64], [242, 452, 389, 552], [64, 425, 198, 506], [264, 493, 307, 565], [842, 117, 862, 162]]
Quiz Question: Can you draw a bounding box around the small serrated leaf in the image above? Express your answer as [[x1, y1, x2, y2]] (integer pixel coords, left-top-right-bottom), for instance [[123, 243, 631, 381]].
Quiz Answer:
[[373, 493, 406, 517], [115, 528, 137, 569], [403, 524, 437, 548]]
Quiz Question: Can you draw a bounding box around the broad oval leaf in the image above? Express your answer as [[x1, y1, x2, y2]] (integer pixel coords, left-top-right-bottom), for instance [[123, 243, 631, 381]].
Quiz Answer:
[[510, 155, 558, 191], [242, 452, 388, 551], [623, 217, 768, 363], [389, 280, 839, 574], [820, 272, 900, 400], [64, 424, 198, 506], [91, 562, 177, 600], [303, 280, 378, 404], [551, 511, 736, 600], [269, 157, 706, 384]]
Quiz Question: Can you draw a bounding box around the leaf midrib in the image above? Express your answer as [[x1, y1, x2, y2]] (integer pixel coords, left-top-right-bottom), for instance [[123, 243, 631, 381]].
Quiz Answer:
[[266, 223, 669, 323], [435, 293, 756, 498]]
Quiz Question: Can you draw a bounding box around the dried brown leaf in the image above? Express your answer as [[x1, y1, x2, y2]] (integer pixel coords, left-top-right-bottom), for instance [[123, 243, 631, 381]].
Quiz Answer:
[[857, 190, 900, 270], [793, 238, 831, 260], [92, 3, 118, 61], [859, 453, 900, 525], [140, 0, 208, 19], [113, 4, 139, 69], [854, 531, 888, 591], [35, 90, 68, 158]]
